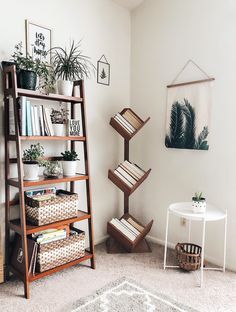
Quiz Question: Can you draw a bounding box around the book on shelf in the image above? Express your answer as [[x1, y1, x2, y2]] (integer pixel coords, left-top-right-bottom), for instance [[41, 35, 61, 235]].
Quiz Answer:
[[115, 113, 136, 132], [122, 109, 142, 129], [33, 228, 67, 244], [116, 166, 137, 185], [127, 217, 144, 232], [119, 163, 140, 181], [25, 187, 57, 199], [113, 116, 133, 134], [109, 218, 137, 241], [123, 160, 145, 179], [43, 107, 54, 136], [120, 218, 141, 236], [21, 97, 27, 136], [113, 169, 133, 188]]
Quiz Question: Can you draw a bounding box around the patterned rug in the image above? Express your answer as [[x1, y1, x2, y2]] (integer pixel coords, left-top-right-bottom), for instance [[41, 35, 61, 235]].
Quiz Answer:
[[66, 277, 198, 312]]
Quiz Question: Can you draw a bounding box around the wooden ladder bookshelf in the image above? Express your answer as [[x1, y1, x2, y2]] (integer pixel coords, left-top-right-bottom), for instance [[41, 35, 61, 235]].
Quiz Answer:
[[3, 65, 95, 299], [107, 108, 153, 253]]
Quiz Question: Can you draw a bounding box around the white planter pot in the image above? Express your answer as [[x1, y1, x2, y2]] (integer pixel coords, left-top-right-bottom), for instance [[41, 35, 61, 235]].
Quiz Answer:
[[52, 124, 66, 136], [62, 160, 77, 176], [23, 163, 39, 181], [57, 80, 73, 96], [192, 200, 206, 213]]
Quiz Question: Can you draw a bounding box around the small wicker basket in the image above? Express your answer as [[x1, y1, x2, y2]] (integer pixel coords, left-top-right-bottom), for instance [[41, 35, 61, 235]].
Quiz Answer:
[[175, 243, 202, 271], [25, 190, 78, 226], [36, 227, 85, 273]]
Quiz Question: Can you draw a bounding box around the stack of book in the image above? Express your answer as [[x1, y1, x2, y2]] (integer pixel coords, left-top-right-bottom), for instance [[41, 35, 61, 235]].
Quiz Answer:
[[113, 109, 143, 135], [9, 96, 55, 136], [32, 227, 68, 245], [109, 217, 144, 241], [113, 160, 145, 188]]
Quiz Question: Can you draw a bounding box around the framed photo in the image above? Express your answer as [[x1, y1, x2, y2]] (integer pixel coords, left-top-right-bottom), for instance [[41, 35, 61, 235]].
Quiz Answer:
[[97, 55, 110, 86], [25, 20, 52, 63]]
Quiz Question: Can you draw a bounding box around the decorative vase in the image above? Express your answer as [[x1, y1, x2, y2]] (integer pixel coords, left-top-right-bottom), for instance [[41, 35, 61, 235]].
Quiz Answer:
[[57, 80, 73, 96], [18, 69, 37, 90], [192, 198, 206, 213], [23, 163, 39, 181], [52, 124, 66, 136], [43, 161, 62, 178], [62, 160, 77, 176]]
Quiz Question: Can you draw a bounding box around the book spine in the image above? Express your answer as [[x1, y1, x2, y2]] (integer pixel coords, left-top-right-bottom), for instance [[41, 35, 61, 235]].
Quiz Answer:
[[26, 100, 32, 136], [116, 113, 136, 132], [122, 161, 143, 179], [116, 167, 137, 185], [34, 106, 40, 136], [113, 170, 133, 188], [21, 97, 27, 136], [127, 217, 144, 232], [123, 160, 145, 178], [38, 233, 67, 245], [30, 103, 36, 136], [113, 116, 133, 134], [110, 219, 136, 241], [124, 109, 143, 126], [119, 163, 140, 181], [120, 218, 140, 236], [39, 105, 45, 136], [122, 111, 142, 129], [115, 114, 135, 132]]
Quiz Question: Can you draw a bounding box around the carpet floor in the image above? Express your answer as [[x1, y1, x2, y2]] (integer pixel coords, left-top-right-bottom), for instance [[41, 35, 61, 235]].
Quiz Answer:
[[0, 242, 235, 312]]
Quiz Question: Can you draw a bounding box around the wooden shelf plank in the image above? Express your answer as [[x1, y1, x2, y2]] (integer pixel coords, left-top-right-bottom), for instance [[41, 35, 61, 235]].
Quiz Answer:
[[9, 210, 91, 235], [16, 88, 83, 103], [7, 174, 89, 188], [29, 251, 93, 282], [18, 136, 86, 141]]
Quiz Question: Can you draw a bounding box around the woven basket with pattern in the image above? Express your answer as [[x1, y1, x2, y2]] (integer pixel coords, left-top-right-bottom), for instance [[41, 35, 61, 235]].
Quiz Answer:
[[175, 243, 202, 271], [26, 190, 78, 226], [36, 228, 85, 272]]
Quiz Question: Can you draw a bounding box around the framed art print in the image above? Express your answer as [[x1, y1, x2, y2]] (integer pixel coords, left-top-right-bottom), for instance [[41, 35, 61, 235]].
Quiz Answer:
[[97, 55, 110, 86], [25, 20, 52, 63]]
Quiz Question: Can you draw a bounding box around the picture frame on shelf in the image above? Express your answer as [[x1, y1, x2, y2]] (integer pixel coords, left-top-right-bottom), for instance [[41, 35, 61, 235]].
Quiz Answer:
[[25, 20, 52, 63], [97, 55, 110, 86], [67, 119, 80, 136]]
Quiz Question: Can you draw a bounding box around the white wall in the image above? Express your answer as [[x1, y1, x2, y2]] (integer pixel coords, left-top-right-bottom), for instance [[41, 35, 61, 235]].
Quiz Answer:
[[0, 0, 131, 252], [131, 0, 236, 270]]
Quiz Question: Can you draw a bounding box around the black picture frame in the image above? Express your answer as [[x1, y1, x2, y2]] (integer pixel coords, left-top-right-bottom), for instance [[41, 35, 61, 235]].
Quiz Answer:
[[97, 55, 110, 86]]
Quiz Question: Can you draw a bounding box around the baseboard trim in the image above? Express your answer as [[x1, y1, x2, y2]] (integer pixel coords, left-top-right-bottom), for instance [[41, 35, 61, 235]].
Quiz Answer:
[[146, 235, 235, 272]]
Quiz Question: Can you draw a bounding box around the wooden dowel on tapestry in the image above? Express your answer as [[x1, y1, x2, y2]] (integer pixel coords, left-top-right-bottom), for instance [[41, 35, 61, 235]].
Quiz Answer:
[[167, 78, 215, 89]]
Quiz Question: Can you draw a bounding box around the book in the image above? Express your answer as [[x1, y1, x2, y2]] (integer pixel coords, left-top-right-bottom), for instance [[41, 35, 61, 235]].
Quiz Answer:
[[21, 97, 27, 136], [33, 228, 67, 244], [31, 104, 36, 135], [113, 169, 133, 188], [110, 218, 136, 241], [119, 163, 140, 181], [10, 234, 37, 276], [25, 187, 57, 198], [113, 116, 132, 134], [127, 217, 144, 232], [9, 97, 15, 135], [114, 114, 135, 133], [67, 119, 80, 136], [116, 113, 136, 132], [123, 161, 145, 179], [26, 100, 33, 136], [120, 218, 141, 236], [38, 105, 45, 136], [43, 107, 54, 136], [116, 166, 137, 185], [34, 106, 41, 136], [122, 110, 142, 129]]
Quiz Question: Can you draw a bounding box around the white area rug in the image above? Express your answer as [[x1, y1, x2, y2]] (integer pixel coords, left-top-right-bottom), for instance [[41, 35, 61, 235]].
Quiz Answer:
[[67, 277, 198, 312]]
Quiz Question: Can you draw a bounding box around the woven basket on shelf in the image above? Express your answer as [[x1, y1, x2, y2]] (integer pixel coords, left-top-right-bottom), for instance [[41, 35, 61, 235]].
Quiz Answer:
[[36, 228, 85, 273], [25, 190, 78, 226], [175, 243, 202, 271]]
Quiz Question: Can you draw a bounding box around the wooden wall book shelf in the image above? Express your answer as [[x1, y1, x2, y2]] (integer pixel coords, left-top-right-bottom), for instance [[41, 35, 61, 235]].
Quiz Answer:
[[107, 108, 153, 253], [3, 65, 95, 299]]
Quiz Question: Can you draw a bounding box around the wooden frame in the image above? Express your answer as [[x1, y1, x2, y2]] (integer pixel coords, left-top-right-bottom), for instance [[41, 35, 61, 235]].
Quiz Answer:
[[3, 65, 95, 299], [97, 55, 110, 86], [25, 20, 52, 63]]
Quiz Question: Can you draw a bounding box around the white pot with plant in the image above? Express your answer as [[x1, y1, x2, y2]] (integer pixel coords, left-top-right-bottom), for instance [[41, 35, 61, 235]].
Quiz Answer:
[[50, 107, 68, 136], [61, 150, 79, 176], [22, 143, 45, 181], [192, 192, 206, 213], [50, 40, 95, 96]]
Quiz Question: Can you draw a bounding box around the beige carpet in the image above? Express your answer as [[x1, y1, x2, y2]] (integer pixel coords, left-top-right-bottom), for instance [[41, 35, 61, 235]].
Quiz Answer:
[[0, 242, 235, 312]]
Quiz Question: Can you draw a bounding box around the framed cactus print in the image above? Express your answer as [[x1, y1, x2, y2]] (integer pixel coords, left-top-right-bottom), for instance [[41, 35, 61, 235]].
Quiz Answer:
[[165, 79, 213, 150]]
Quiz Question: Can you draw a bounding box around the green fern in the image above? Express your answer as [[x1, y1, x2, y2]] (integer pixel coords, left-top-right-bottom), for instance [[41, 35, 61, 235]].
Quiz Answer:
[[182, 99, 196, 149], [195, 126, 209, 150], [165, 101, 185, 148]]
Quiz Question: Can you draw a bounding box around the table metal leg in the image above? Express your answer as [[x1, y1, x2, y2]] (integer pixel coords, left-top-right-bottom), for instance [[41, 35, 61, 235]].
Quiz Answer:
[[188, 220, 191, 243], [223, 215, 227, 272], [200, 219, 206, 287], [163, 211, 169, 270]]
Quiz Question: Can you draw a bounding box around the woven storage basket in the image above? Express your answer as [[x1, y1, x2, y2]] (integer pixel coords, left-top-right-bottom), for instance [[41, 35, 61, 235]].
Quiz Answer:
[[26, 190, 78, 226], [36, 228, 85, 272], [175, 243, 202, 271]]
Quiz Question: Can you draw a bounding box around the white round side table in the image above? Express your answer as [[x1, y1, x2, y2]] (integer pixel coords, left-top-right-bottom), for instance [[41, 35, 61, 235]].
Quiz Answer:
[[163, 202, 227, 287]]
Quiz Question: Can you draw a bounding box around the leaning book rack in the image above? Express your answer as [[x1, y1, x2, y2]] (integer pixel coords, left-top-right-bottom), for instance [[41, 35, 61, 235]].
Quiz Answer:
[[107, 108, 153, 253], [3, 65, 95, 299]]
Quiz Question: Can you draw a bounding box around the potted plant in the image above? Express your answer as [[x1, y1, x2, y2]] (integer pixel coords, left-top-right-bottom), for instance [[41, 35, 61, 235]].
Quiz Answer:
[[50, 107, 68, 136], [11, 42, 53, 92], [192, 192, 206, 213], [50, 40, 95, 96], [61, 150, 79, 176], [22, 143, 45, 180]]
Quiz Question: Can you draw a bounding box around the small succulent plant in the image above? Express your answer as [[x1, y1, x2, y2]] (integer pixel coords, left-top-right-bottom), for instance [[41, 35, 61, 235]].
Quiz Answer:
[[61, 150, 79, 161]]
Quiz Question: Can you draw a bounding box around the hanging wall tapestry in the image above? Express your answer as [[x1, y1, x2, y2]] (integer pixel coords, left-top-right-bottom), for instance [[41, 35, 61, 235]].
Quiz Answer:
[[25, 20, 52, 63], [165, 60, 215, 151], [97, 55, 110, 86]]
